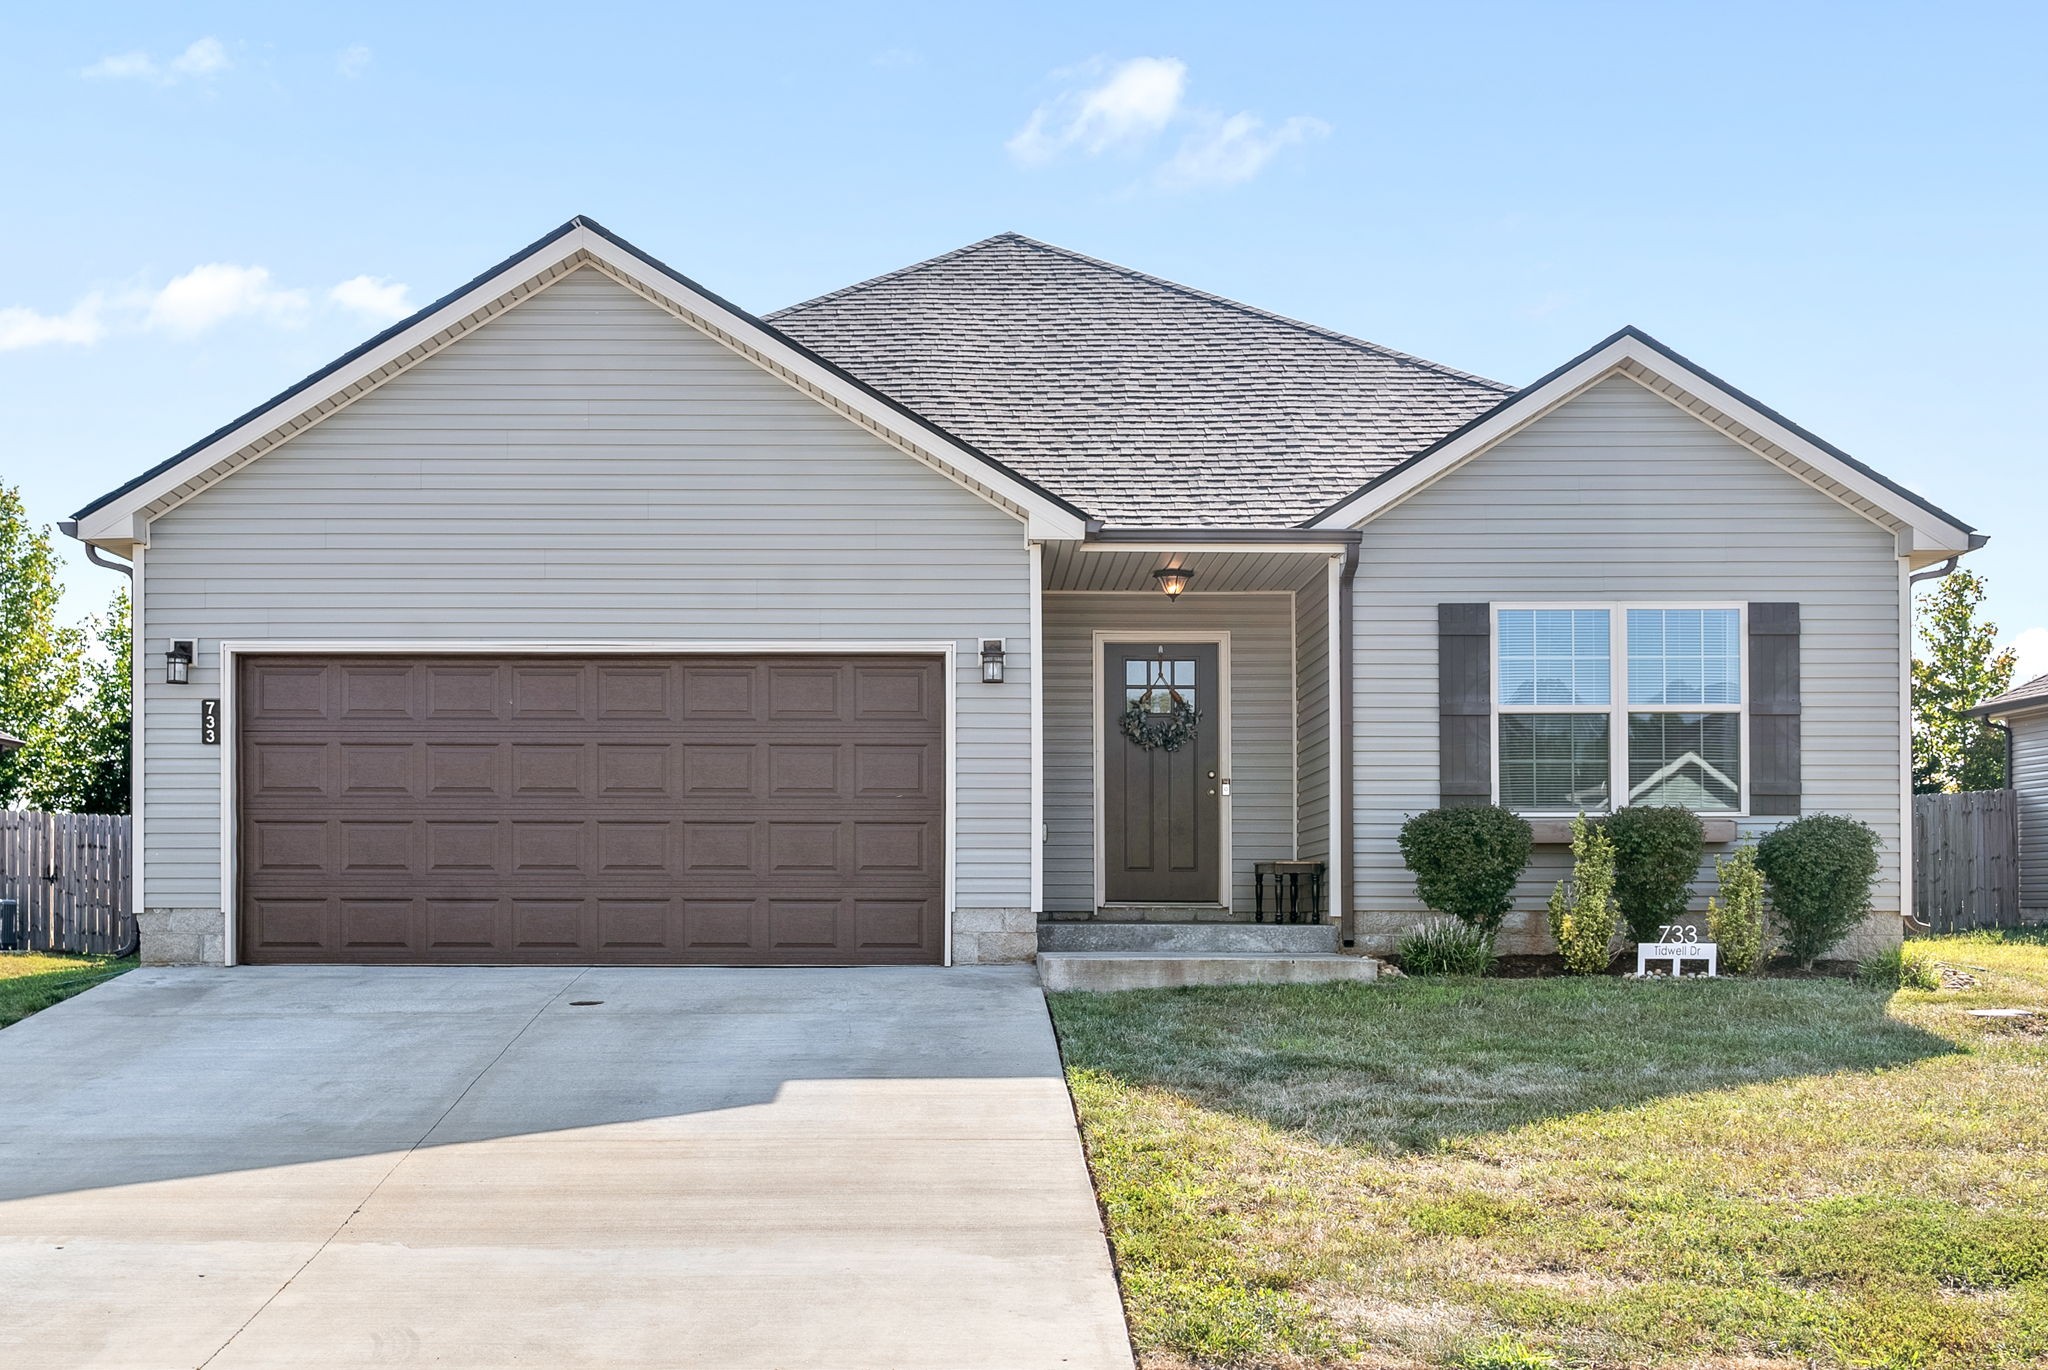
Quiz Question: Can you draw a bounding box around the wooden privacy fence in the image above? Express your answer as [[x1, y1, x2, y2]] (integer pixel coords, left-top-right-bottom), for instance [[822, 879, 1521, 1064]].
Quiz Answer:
[[0, 811, 132, 955], [1913, 789, 2020, 933]]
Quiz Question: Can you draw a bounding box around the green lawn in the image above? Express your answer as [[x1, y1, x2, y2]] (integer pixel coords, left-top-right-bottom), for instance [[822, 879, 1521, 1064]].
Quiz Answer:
[[0, 951, 134, 1029], [1048, 930, 2048, 1370]]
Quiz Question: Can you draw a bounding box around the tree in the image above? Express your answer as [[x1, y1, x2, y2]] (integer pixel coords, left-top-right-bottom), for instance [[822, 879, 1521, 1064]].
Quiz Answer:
[[1911, 569, 2015, 793], [0, 485, 131, 813], [41, 589, 131, 814], [0, 486, 84, 807]]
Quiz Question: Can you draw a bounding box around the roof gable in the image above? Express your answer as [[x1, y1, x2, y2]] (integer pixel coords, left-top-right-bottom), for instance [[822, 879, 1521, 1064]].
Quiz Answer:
[[769, 233, 1511, 528], [71, 218, 1091, 550], [1306, 326, 1978, 563]]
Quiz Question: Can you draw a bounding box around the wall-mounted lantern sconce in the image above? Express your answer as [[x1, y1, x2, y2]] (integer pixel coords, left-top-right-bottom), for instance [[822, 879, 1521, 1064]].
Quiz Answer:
[[166, 640, 195, 686], [1151, 566, 1194, 602], [980, 638, 1006, 684]]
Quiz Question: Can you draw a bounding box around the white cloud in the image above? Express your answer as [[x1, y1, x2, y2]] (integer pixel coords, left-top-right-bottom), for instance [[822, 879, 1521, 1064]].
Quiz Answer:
[[2004, 626, 2048, 685], [1007, 57, 1187, 165], [1006, 56, 1325, 190], [83, 37, 232, 86], [168, 37, 230, 78], [0, 295, 106, 350], [329, 275, 414, 321], [146, 264, 309, 335], [1155, 112, 1330, 189], [0, 263, 418, 351], [337, 44, 372, 78], [82, 52, 156, 81]]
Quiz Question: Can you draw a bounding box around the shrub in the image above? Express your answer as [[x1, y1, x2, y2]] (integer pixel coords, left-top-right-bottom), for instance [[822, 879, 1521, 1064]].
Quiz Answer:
[[1755, 814, 1882, 969], [1602, 805, 1705, 943], [1856, 944, 1940, 991], [1547, 814, 1621, 975], [1398, 805, 1533, 936], [1397, 920, 1497, 976], [1706, 844, 1767, 974]]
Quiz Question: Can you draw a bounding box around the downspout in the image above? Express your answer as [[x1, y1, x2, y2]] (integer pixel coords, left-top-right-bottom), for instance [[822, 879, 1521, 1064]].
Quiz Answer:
[[1908, 556, 1958, 585], [57, 522, 142, 960]]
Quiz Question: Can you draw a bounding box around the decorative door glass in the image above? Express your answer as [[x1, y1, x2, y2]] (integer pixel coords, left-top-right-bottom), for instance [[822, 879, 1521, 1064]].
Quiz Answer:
[[1126, 658, 1197, 715]]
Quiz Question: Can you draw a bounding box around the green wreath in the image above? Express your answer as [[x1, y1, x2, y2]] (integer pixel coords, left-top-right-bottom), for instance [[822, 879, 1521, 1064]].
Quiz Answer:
[[1119, 691, 1202, 752]]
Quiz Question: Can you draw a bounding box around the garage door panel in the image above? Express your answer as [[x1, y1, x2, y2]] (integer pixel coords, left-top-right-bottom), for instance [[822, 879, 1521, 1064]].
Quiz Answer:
[[238, 654, 944, 965]]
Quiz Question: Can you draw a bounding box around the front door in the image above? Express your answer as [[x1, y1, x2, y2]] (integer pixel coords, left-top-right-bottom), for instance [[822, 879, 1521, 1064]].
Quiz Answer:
[[1103, 642, 1222, 904]]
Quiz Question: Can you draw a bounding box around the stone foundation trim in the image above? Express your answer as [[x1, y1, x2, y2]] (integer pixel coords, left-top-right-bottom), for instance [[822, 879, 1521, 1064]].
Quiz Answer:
[[138, 908, 227, 966], [952, 908, 1037, 964]]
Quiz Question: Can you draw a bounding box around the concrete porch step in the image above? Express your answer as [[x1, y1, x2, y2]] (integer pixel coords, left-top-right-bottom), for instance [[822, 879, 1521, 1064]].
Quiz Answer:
[[1038, 951, 1382, 993], [1037, 920, 1337, 954]]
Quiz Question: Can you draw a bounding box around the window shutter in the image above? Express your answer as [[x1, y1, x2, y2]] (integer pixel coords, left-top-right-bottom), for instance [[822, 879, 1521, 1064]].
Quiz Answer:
[[1748, 602, 1801, 816], [1439, 603, 1492, 808]]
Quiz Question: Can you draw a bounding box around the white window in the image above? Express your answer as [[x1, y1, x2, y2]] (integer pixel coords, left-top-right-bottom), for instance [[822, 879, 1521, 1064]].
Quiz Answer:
[[1494, 605, 1744, 815]]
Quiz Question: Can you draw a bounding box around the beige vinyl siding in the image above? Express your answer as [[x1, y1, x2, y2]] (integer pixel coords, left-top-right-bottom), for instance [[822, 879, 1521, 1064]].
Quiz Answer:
[[139, 267, 1033, 914], [1043, 593, 1296, 912], [2013, 713, 2048, 915], [1294, 578, 1331, 865], [1350, 374, 1906, 954]]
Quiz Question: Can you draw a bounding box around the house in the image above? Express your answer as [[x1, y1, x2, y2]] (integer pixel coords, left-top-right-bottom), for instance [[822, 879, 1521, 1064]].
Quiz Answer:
[[64, 218, 1981, 970], [1975, 674, 2048, 921]]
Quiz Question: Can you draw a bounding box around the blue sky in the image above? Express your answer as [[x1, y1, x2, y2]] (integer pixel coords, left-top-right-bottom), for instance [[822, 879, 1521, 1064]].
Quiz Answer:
[[5, 2, 2043, 676]]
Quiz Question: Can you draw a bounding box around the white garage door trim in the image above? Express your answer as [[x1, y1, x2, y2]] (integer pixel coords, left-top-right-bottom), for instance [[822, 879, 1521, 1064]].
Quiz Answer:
[[217, 639, 960, 967]]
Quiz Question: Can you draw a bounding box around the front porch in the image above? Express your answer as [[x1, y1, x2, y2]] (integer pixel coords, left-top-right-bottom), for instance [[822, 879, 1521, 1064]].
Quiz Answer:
[[1032, 535, 1364, 985]]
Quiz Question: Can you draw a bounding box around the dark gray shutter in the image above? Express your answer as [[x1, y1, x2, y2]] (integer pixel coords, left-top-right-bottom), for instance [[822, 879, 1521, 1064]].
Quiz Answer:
[[1748, 602, 1801, 816], [1439, 603, 1492, 808]]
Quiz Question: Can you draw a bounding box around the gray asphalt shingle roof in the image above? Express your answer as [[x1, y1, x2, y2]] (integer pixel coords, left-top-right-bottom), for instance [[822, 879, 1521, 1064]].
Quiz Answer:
[[768, 233, 1512, 528], [1974, 672, 2048, 718]]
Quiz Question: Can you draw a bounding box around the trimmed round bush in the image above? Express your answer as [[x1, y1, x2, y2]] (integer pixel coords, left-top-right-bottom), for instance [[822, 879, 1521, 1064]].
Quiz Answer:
[[1398, 805, 1533, 936], [1755, 814, 1882, 968], [1602, 806, 1706, 943]]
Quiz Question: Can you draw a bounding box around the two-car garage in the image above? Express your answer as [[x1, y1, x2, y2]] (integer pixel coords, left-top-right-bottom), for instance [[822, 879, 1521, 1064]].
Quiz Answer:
[[234, 653, 947, 966]]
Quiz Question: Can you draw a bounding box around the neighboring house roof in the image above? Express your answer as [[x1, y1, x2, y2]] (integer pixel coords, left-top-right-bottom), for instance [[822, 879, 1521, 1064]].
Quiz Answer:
[[1306, 325, 1979, 562], [1973, 672, 2048, 720], [769, 233, 1512, 528], [69, 218, 1092, 550], [0, 731, 22, 753]]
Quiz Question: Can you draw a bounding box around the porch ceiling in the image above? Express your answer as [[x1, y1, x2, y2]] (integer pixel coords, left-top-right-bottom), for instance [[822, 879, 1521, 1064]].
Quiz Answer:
[[1040, 542, 1332, 593]]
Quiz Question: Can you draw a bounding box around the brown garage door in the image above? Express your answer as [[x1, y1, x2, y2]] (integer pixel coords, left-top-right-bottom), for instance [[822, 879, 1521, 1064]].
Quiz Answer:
[[236, 654, 945, 965]]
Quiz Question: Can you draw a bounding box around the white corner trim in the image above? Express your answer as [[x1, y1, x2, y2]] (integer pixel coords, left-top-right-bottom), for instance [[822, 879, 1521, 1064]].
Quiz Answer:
[[77, 223, 1089, 547], [1309, 334, 1974, 556], [1089, 629, 1233, 909], [1324, 553, 1343, 911], [213, 638, 961, 969], [1898, 558, 1915, 928], [1029, 543, 1045, 917]]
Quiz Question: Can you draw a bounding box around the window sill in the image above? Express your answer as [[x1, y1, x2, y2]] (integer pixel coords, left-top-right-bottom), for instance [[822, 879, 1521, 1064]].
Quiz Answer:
[[1522, 815, 1741, 845]]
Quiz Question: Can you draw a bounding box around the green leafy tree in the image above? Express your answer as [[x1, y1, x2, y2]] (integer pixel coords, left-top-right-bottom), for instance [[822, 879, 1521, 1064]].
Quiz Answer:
[[1911, 569, 2015, 793], [0, 486, 84, 807], [0, 486, 131, 813], [40, 589, 131, 814]]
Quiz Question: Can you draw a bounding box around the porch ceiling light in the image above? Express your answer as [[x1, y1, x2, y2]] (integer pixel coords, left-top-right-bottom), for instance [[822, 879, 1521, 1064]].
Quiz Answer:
[[166, 640, 194, 686], [1151, 566, 1194, 602], [979, 637, 1006, 684]]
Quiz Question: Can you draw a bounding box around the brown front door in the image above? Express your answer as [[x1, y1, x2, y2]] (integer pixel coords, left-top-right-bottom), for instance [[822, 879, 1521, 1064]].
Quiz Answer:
[[236, 654, 945, 965], [1103, 642, 1222, 904]]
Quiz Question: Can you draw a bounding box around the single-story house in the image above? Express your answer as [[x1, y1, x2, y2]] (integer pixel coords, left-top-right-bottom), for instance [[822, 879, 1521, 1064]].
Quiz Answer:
[[65, 218, 1981, 968], [1975, 673, 2048, 921]]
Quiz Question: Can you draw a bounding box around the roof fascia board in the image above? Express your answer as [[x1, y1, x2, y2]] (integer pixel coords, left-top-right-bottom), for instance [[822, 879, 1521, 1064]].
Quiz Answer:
[[1306, 332, 1975, 555], [77, 220, 1089, 547]]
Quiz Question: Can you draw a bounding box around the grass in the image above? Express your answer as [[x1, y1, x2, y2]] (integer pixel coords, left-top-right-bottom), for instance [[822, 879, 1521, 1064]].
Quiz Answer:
[[0, 951, 134, 1028], [1048, 929, 2048, 1369]]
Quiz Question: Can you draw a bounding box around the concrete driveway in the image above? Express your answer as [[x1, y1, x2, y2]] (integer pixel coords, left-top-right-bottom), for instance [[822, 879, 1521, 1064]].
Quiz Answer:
[[0, 966, 1133, 1370]]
